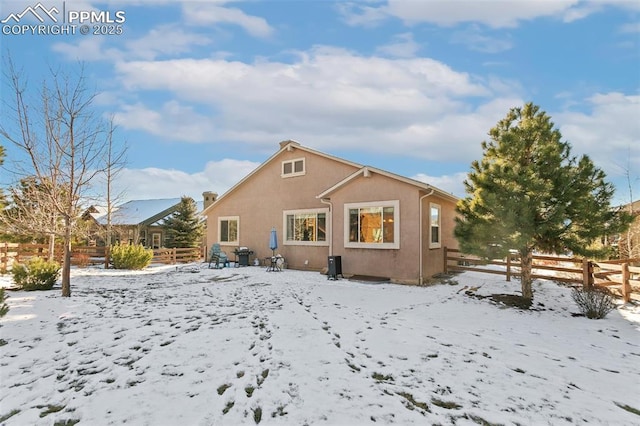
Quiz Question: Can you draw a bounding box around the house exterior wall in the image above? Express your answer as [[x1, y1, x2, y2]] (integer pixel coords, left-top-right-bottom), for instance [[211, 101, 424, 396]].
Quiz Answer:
[[205, 147, 359, 268], [619, 199, 640, 259], [420, 196, 459, 279], [325, 174, 458, 284], [327, 173, 420, 283]]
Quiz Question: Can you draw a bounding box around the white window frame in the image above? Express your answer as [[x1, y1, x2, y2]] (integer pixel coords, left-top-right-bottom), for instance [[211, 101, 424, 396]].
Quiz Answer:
[[281, 157, 306, 178], [218, 216, 240, 245], [283, 208, 329, 246], [429, 202, 441, 249], [344, 200, 400, 249]]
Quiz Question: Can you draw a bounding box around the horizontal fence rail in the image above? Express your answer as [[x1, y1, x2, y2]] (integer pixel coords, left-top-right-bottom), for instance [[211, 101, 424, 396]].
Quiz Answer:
[[444, 247, 639, 303], [0, 242, 205, 271]]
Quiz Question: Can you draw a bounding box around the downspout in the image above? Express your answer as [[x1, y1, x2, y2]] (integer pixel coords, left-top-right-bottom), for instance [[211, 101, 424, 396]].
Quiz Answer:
[[419, 189, 435, 285], [320, 198, 333, 256]]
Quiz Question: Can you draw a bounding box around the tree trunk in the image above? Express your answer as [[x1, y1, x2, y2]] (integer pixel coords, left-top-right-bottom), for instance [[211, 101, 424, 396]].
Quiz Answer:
[[106, 223, 112, 246], [61, 216, 72, 297], [520, 249, 534, 300], [48, 233, 55, 262]]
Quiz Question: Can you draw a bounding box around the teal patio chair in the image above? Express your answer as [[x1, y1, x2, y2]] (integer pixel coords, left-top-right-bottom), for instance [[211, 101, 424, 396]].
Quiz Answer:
[[208, 243, 229, 268]]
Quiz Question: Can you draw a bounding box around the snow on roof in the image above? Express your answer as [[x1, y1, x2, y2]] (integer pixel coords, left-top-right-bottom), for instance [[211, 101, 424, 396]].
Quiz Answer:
[[94, 198, 181, 225]]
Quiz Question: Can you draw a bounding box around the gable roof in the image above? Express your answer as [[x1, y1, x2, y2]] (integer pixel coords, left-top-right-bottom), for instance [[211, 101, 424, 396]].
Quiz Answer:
[[93, 198, 182, 226], [316, 166, 459, 203], [202, 140, 458, 214], [201, 140, 362, 215]]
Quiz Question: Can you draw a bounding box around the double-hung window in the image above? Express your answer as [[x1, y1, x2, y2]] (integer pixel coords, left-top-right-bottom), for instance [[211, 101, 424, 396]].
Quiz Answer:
[[282, 158, 305, 178], [284, 209, 328, 245], [219, 216, 239, 244], [429, 203, 441, 248], [344, 200, 400, 249]]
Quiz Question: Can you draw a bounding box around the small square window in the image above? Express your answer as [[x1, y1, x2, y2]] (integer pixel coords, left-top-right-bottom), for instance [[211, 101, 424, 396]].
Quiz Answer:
[[282, 158, 305, 178]]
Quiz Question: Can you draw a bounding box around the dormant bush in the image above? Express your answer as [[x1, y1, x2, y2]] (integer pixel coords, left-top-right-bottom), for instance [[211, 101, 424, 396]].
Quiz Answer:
[[571, 286, 616, 319]]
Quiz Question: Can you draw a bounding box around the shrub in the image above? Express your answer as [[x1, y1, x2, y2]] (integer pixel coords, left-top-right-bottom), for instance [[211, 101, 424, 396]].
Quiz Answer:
[[72, 252, 90, 267], [571, 286, 616, 319], [110, 244, 153, 270], [0, 288, 9, 318], [11, 257, 60, 291]]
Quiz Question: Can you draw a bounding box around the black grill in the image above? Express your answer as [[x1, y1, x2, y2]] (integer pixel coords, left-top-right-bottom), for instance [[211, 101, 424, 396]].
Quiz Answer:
[[233, 248, 253, 267]]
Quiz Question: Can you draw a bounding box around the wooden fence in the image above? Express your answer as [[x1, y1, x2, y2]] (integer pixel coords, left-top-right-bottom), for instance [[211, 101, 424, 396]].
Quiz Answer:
[[444, 247, 640, 303], [0, 243, 205, 271]]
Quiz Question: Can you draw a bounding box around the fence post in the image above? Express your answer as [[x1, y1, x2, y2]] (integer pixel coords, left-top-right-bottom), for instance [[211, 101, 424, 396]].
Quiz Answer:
[[506, 254, 511, 282], [1, 242, 6, 271], [621, 263, 631, 303], [582, 259, 592, 289], [172, 247, 177, 264]]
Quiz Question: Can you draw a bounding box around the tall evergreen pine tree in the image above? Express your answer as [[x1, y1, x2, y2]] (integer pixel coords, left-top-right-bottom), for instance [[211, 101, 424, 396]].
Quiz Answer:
[[455, 103, 631, 300], [164, 196, 204, 248]]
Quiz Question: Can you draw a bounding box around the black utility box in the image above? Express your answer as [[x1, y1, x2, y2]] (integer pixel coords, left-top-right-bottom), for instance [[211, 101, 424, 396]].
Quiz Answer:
[[327, 255, 343, 280]]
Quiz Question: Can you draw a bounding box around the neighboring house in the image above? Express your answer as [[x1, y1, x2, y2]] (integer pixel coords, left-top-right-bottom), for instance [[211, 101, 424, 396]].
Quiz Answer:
[[619, 199, 640, 259], [83, 198, 204, 248], [202, 140, 459, 284]]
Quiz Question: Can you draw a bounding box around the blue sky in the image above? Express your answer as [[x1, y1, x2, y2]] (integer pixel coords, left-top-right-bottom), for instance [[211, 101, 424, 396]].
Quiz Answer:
[[1, 0, 639, 205]]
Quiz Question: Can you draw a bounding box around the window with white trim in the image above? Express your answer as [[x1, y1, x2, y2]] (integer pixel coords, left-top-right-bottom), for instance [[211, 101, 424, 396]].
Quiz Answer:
[[219, 216, 239, 244], [283, 208, 328, 245], [282, 158, 305, 178], [430, 203, 441, 248], [344, 200, 400, 249]]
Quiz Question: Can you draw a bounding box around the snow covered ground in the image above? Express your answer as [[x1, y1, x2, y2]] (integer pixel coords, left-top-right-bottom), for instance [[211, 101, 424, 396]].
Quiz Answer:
[[1, 264, 639, 425]]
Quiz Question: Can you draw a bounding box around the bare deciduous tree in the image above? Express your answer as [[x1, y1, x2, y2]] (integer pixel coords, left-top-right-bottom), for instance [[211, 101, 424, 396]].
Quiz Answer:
[[103, 117, 127, 247], [619, 155, 639, 259], [1, 59, 111, 297], [0, 144, 6, 209]]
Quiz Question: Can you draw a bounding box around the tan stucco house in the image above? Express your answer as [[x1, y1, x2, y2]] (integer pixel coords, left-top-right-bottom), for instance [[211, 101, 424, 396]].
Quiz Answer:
[[202, 140, 459, 284]]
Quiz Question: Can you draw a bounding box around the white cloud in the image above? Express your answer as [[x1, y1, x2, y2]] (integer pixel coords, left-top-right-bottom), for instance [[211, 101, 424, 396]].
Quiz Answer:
[[339, 0, 640, 29], [112, 47, 514, 162], [182, 2, 273, 37], [52, 36, 123, 62], [619, 22, 640, 33], [555, 92, 640, 179], [336, 1, 389, 27], [412, 171, 468, 198], [413, 93, 640, 201], [450, 25, 514, 53], [113, 101, 217, 143], [376, 32, 421, 58], [341, 0, 581, 28], [52, 24, 212, 62], [125, 24, 212, 60], [111, 158, 260, 201]]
